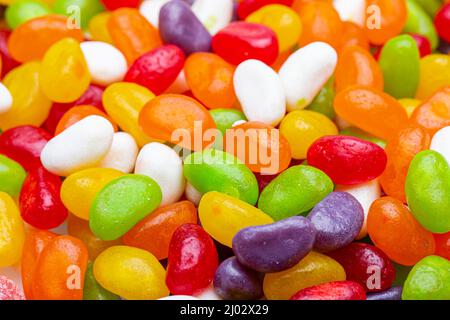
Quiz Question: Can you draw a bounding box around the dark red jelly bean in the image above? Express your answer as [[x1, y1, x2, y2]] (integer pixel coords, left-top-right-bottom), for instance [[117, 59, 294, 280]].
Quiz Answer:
[[0, 30, 20, 78], [409, 33, 432, 57], [237, 0, 294, 19], [101, 0, 140, 10], [435, 3, 450, 43], [290, 281, 366, 300]]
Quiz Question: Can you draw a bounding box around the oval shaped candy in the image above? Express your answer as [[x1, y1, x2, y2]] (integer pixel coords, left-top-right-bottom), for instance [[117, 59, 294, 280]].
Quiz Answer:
[[0, 154, 26, 197], [290, 281, 366, 300]]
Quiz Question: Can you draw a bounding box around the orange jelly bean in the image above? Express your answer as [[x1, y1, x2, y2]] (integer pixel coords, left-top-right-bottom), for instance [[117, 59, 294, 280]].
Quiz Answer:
[[368, 197, 435, 266], [340, 22, 370, 51], [123, 201, 198, 260], [7, 15, 84, 63], [434, 232, 450, 261], [334, 85, 408, 140]]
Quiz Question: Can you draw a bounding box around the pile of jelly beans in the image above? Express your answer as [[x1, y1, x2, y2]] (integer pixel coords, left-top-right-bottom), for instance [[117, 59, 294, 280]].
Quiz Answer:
[[0, 0, 449, 301]]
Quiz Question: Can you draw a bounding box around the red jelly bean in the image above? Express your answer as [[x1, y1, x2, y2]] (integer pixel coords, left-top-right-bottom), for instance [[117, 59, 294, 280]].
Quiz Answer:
[[19, 166, 68, 229], [0, 30, 20, 78], [212, 22, 279, 65], [237, 0, 294, 19], [0, 276, 25, 300], [328, 243, 396, 292], [290, 281, 366, 300], [166, 224, 218, 295], [101, 0, 141, 10], [0, 126, 52, 171], [307, 135, 387, 185], [124, 45, 185, 95], [435, 3, 450, 43], [434, 232, 450, 261], [409, 33, 432, 58]]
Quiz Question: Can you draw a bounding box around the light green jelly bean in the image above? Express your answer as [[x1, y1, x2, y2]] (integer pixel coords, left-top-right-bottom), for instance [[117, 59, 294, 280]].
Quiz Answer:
[[402, 256, 450, 300], [258, 165, 333, 221], [413, 0, 442, 18], [340, 127, 386, 149], [5, 0, 52, 29], [90, 174, 162, 241], [83, 262, 120, 300], [405, 150, 450, 233], [0, 155, 27, 197], [210, 109, 246, 136], [379, 34, 420, 99], [403, 0, 439, 50], [306, 77, 335, 120], [184, 149, 259, 205], [53, 0, 105, 29]]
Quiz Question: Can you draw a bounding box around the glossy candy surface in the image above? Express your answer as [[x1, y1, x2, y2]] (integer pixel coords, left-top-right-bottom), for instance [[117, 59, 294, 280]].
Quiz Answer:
[[0, 154, 26, 197], [0, 192, 24, 267], [290, 281, 366, 300]]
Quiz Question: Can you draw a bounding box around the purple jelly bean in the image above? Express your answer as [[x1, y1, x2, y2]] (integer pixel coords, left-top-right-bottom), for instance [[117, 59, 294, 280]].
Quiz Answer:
[[213, 257, 263, 300], [159, 1, 211, 55], [366, 286, 403, 300], [232, 216, 316, 273], [307, 191, 364, 252]]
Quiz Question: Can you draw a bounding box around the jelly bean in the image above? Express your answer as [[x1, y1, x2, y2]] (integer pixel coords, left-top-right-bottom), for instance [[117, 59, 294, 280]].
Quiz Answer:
[[402, 255, 450, 300], [212, 21, 278, 65], [184, 149, 259, 205], [364, 0, 407, 45], [263, 251, 346, 300], [237, 0, 293, 19], [41, 116, 114, 176], [307, 192, 364, 252], [379, 35, 420, 99], [334, 86, 408, 140], [405, 150, 450, 233], [415, 55, 450, 101], [258, 165, 333, 221], [414, 0, 442, 17], [0, 125, 51, 171], [139, 94, 217, 151], [339, 127, 386, 148], [32, 235, 89, 300], [233, 216, 316, 273], [159, 1, 211, 55], [192, 0, 234, 35], [53, 0, 105, 30], [184, 182, 202, 206], [166, 224, 218, 295], [328, 243, 396, 292], [278, 42, 337, 111], [366, 286, 403, 300], [83, 262, 120, 300], [7, 15, 84, 63], [339, 21, 370, 50], [90, 174, 162, 240], [408, 33, 431, 58], [0, 276, 25, 300], [108, 8, 162, 64], [246, 4, 301, 52], [435, 3, 450, 43], [139, 0, 170, 27], [332, 0, 365, 27], [19, 166, 68, 229], [305, 77, 335, 119], [290, 281, 366, 300], [101, 0, 140, 10], [5, 0, 51, 29], [213, 257, 263, 300], [94, 245, 169, 300], [403, 0, 439, 50], [0, 30, 20, 78], [368, 197, 436, 266], [233, 59, 285, 126], [398, 97, 421, 117], [123, 200, 197, 260], [380, 126, 430, 203], [0, 154, 26, 197], [125, 45, 185, 96], [55, 105, 117, 135], [1, 61, 52, 130], [335, 45, 383, 93], [0, 83, 13, 114], [89, 12, 113, 44], [307, 136, 387, 185], [100, 132, 138, 173], [103, 82, 156, 147], [0, 192, 24, 267], [185, 52, 236, 110], [198, 191, 273, 247], [434, 232, 450, 260], [134, 142, 185, 206], [80, 41, 127, 87], [210, 109, 246, 136]]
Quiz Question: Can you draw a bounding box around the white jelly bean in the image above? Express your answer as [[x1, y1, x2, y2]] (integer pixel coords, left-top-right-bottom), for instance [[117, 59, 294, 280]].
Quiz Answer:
[[41, 115, 114, 176], [158, 295, 199, 300], [430, 126, 450, 164], [333, 0, 366, 27], [0, 83, 13, 114], [234, 59, 286, 126], [185, 181, 202, 206], [135, 142, 185, 206], [165, 70, 190, 94], [279, 42, 337, 111], [192, 0, 234, 35], [140, 0, 171, 27], [80, 41, 127, 86], [100, 132, 139, 173], [194, 284, 223, 300]]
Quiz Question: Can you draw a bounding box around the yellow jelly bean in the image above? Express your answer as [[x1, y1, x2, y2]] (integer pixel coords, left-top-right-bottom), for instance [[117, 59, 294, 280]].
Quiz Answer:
[[39, 38, 91, 103], [103, 82, 157, 147], [93, 245, 169, 300], [246, 4, 302, 53], [415, 54, 450, 100], [0, 61, 51, 130], [263, 251, 346, 300], [61, 168, 124, 221], [198, 191, 274, 247], [398, 98, 421, 118], [280, 110, 338, 159], [0, 191, 25, 267], [89, 12, 114, 44]]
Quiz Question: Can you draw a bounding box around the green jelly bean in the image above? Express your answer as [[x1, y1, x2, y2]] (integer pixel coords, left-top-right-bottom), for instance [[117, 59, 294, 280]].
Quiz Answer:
[[403, 0, 439, 50], [83, 262, 120, 300], [53, 0, 105, 29], [184, 149, 259, 205], [405, 150, 450, 233], [379, 34, 420, 99], [403, 256, 450, 300], [306, 77, 335, 119], [340, 127, 386, 149], [0, 155, 27, 197], [258, 165, 333, 221], [90, 174, 162, 241], [210, 109, 246, 136], [413, 0, 442, 18], [5, 0, 52, 29]]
